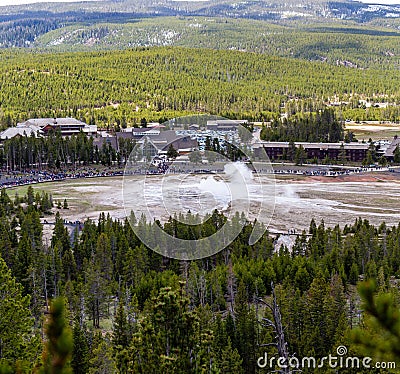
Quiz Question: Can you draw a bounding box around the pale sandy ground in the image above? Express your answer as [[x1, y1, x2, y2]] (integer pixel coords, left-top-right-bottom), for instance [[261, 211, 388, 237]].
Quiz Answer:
[[345, 124, 400, 132], [9, 172, 400, 234], [344, 122, 400, 141]]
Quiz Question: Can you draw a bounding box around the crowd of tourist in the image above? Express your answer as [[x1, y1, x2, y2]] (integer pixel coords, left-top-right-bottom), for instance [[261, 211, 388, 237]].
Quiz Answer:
[[0, 163, 393, 189], [0, 168, 125, 188]]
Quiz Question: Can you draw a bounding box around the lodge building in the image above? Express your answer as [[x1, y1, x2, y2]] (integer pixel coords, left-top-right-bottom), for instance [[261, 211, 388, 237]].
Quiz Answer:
[[253, 142, 369, 162]]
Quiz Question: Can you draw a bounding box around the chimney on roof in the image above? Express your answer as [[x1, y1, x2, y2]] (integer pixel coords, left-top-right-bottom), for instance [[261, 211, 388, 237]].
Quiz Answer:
[[53, 117, 57, 124]]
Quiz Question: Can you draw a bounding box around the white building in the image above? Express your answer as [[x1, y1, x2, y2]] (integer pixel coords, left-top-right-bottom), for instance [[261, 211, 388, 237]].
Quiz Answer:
[[17, 117, 97, 136], [0, 125, 43, 140]]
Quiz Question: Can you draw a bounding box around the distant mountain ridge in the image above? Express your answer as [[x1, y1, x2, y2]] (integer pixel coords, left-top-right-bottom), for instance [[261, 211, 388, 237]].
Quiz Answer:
[[2, 0, 400, 21], [1, 0, 400, 66]]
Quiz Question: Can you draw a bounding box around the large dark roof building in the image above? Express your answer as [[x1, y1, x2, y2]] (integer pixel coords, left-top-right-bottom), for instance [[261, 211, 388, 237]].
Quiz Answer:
[[384, 136, 400, 160], [253, 141, 369, 162], [138, 130, 198, 155], [94, 130, 198, 156]]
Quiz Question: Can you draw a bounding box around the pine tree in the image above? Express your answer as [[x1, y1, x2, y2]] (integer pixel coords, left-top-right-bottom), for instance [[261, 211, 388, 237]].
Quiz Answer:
[[85, 233, 113, 328], [0, 219, 14, 269], [89, 339, 117, 374], [41, 298, 73, 374], [167, 144, 178, 159], [234, 280, 257, 372], [212, 314, 226, 362], [112, 300, 130, 373], [52, 212, 70, 255], [0, 256, 40, 371], [27, 185, 35, 206], [351, 280, 400, 365], [393, 145, 400, 164], [71, 320, 89, 374], [326, 274, 348, 347], [349, 262, 359, 285], [188, 150, 202, 164], [303, 272, 329, 357], [294, 144, 306, 165], [218, 337, 243, 373], [129, 283, 208, 372], [112, 300, 129, 349]]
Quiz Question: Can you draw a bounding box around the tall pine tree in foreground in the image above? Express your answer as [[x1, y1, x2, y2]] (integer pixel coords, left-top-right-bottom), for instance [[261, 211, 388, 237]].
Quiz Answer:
[[351, 280, 400, 367], [0, 256, 40, 372], [41, 298, 73, 374]]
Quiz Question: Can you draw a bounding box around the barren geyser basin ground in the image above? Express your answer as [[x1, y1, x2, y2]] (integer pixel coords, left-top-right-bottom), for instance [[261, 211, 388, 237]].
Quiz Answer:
[[11, 171, 400, 233]]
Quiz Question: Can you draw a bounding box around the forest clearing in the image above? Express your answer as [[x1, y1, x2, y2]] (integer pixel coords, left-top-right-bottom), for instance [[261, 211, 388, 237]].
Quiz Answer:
[[9, 171, 400, 233]]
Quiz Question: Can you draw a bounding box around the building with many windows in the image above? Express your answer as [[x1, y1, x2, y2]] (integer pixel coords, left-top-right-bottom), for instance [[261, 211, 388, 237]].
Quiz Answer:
[[253, 141, 369, 162]]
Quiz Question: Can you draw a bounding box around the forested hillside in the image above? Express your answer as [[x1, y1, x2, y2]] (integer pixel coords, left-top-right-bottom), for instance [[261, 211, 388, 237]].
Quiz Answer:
[[32, 17, 400, 71], [2, 47, 400, 129], [1, 0, 400, 67]]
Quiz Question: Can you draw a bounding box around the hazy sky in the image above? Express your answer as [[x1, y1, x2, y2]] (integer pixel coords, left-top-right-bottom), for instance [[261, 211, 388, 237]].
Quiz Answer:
[[0, 0, 399, 7]]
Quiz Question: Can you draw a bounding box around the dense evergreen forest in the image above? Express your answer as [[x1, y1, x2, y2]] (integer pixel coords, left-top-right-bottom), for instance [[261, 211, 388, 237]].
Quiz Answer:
[[0, 131, 131, 170], [260, 108, 345, 143], [2, 47, 400, 130], [32, 16, 400, 71], [0, 187, 399, 372]]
